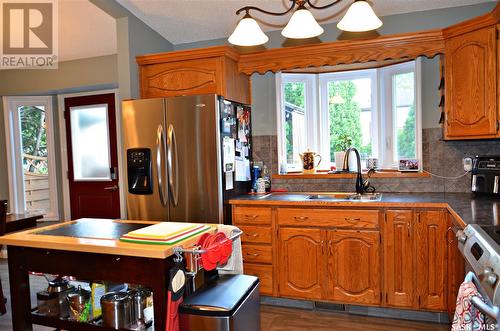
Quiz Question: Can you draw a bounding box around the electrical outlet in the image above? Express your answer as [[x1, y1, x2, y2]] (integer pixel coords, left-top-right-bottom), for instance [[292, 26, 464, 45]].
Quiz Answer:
[[463, 157, 473, 172]]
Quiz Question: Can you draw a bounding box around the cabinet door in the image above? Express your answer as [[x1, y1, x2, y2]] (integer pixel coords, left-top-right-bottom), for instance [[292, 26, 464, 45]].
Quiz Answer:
[[327, 230, 381, 305], [444, 26, 498, 139], [384, 210, 416, 308], [278, 228, 324, 300], [447, 215, 465, 319], [416, 210, 447, 311]]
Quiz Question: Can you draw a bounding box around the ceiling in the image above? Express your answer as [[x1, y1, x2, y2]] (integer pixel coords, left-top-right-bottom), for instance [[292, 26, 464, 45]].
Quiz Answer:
[[117, 0, 496, 45], [59, 0, 116, 61]]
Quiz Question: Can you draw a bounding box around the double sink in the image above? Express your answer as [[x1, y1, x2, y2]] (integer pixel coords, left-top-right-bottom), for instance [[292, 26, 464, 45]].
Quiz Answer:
[[306, 192, 382, 202]]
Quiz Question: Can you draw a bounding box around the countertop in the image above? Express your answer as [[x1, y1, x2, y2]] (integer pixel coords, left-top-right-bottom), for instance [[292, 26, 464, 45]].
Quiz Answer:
[[0, 219, 215, 259], [230, 192, 500, 228]]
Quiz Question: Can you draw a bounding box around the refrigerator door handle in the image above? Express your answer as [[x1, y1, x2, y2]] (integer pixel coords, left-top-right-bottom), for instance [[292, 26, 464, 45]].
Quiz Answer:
[[167, 124, 179, 206], [156, 125, 168, 207]]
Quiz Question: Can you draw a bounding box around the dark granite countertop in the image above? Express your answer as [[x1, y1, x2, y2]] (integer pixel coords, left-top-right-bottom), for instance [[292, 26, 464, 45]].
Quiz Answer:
[[230, 192, 500, 227]]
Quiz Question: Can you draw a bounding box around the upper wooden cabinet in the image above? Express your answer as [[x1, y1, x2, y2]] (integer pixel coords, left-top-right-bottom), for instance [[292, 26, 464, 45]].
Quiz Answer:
[[444, 26, 498, 139], [137, 46, 250, 104]]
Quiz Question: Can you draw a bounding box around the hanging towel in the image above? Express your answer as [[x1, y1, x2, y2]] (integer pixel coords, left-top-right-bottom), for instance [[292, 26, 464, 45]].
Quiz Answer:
[[452, 281, 486, 331], [217, 224, 243, 275]]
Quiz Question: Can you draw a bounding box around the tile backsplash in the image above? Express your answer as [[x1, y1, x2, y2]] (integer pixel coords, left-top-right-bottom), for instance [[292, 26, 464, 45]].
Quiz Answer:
[[252, 128, 500, 193]]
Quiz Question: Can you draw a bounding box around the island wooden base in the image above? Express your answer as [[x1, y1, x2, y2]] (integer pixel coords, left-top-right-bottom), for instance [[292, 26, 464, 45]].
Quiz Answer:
[[8, 245, 174, 331]]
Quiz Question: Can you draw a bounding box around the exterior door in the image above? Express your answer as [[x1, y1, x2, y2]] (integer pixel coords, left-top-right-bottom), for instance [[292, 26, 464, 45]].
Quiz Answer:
[[278, 227, 324, 300], [327, 230, 381, 305], [64, 93, 120, 219], [384, 210, 416, 308], [416, 210, 447, 310]]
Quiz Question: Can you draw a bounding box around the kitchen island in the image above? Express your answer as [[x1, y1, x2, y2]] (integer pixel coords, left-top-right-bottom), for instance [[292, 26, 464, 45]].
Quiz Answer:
[[0, 219, 214, 331]]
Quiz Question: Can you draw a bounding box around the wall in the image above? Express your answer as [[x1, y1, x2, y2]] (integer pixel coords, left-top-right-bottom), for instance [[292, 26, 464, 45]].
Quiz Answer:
[[0, 55, 119, 209], [174, 2, 497, 192]]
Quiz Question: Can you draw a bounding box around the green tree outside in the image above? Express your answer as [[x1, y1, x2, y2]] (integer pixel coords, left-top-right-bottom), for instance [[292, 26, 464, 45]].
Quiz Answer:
[[20, 106, 48, 174]]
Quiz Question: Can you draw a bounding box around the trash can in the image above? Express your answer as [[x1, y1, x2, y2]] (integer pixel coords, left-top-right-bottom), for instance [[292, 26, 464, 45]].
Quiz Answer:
[[179, 275, 260, 331]]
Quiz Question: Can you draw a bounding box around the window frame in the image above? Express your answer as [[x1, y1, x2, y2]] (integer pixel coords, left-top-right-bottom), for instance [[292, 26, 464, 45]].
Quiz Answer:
[[276, 59, 422, 172], [2, 96, 59, 220]]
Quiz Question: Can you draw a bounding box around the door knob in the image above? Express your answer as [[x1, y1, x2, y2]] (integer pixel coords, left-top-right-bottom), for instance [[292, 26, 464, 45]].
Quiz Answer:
[[104, 185, 119, 191]]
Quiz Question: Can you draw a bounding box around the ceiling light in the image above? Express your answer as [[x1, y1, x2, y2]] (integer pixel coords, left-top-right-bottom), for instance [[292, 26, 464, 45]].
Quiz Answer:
[[228, 0, 383, 46], [282, 5, 324, 39], [337, 0, 383, 32], [228, 13, 269, 46]]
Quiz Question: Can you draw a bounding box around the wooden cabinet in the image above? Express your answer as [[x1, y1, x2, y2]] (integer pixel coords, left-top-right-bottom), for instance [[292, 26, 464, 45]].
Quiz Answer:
[[384, 210, 416, 308], [327, 230, 381, 305], [444, 26, 498, 139], [233, 206, 274, 295], [278, 227, 324, 300], [137, 46, 250, 104], [447, 214, 465, 320], [416, 210, 447, 310]]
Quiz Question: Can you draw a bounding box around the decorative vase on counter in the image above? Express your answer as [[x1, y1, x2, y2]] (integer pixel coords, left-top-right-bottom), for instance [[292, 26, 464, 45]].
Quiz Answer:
[[334, 150, 358, 171], [334, 151, 345, 170], [299, 150, 322, 173]]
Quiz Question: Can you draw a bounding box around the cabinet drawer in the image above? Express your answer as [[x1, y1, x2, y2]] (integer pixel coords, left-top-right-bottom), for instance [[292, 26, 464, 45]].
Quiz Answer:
[[242, 244, 272, 264], [278, 208, 379, 229], [244, 263, 273, 295], [233, 206, 272, 225], [239, 225, 272, 244]]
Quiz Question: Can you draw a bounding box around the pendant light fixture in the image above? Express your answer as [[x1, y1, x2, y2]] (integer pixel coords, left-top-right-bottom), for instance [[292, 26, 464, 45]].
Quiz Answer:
[[228, 0, 383, 47], [337, 0, 383, 32]]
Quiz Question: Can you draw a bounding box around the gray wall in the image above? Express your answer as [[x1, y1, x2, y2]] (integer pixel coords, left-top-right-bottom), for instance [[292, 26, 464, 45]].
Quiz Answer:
[[174, 3, 496, 134]]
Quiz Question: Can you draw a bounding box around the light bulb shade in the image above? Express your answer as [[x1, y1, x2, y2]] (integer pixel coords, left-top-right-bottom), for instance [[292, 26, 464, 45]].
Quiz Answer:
[[337, 0, 383, 32], [281, 9, 324, 39], [228, 16, 269, 46]]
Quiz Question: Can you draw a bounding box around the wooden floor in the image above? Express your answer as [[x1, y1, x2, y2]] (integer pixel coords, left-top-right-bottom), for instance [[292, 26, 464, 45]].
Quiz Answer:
[[0, 259, 449, 331]]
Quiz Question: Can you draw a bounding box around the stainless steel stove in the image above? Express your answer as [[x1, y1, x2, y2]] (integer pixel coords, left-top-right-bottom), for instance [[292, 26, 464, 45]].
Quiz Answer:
[[458, 224, 500, 328]]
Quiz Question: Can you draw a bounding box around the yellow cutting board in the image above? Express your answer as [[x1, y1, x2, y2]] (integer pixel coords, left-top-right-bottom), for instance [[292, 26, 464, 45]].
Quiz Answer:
[[126, 222, 200, 239]]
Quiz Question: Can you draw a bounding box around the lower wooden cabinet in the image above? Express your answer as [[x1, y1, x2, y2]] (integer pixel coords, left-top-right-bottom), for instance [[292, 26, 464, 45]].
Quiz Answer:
[[447, 214, 466, 319], [278, 227, 324, 300], [244, 263, 273, 295], [327, 230, 381, 305], [384, 210, 416, 308], [417, 210, 447, 310]]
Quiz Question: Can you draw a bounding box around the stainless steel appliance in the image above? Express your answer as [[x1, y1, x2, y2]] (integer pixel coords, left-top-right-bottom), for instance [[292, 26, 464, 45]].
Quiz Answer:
[[471, 156, 500, 195], [179, 275, 260, 331], [122, 95, 252, 223], [457, 224, 500, 328]]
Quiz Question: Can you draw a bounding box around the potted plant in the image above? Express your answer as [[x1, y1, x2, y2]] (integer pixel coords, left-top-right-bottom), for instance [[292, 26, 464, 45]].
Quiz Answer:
[[334, 134, 353, 171]]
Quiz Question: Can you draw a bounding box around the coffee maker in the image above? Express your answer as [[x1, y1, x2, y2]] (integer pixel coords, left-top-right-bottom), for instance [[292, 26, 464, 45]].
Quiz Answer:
[[471, 156, 500, 195]]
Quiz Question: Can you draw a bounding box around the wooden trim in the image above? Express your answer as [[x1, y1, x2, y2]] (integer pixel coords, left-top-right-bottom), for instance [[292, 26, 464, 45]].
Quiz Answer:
[[272, 171, 431, 179], [136, 46, 240, 65], [443, 8, 499, 39], [238, 29, 445, 75]]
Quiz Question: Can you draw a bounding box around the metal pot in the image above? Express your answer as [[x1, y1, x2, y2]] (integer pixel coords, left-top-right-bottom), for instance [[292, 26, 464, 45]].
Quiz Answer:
[[47, 277, 74, 318], [101, 291, 132, 329]]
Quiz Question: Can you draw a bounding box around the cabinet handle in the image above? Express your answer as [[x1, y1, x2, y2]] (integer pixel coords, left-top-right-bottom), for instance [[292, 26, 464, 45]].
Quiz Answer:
[[245, 232, 259, 237], [321, 240, 325, 254], [294, 216, 309, 221], [244, 214, 258, 219], [248, 253, 260, 257], [407, 222, 411, 237], [344, 217, 361, 223]]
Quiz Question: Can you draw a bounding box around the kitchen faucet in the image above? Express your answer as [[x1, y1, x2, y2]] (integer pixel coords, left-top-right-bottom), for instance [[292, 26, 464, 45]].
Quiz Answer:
[[342, 147, 364, 194]]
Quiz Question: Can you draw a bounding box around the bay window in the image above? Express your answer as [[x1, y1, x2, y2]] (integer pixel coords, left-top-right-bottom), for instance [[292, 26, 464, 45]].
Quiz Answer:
[[277, 60, 421, 171]]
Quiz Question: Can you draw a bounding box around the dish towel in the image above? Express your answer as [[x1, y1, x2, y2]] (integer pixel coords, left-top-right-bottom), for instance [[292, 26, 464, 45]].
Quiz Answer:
[[216, 224, 243, 275], [452, 281, 486, 331]]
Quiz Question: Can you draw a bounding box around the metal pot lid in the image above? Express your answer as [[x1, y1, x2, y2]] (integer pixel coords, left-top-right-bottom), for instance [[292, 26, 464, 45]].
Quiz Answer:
[[127, 288, 151, 298], [101, 291, 130, 303], [47, 277, 72, 293]]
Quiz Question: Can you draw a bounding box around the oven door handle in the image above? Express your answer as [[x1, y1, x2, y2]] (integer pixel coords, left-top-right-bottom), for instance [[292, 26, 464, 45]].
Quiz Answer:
[[471, 296, 500, 320]]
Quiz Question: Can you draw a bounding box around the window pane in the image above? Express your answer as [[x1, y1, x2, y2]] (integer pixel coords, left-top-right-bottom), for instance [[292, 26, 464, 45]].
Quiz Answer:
[[393, 72, 416, 161], [328, 79, 373, 165], [283, 82, 306, 166], [19, 105, 50, 214], [70, 105, 111, 180]]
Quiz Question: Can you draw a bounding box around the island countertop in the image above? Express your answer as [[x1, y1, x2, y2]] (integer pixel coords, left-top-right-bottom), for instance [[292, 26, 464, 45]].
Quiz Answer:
[[230, 192, 500, 228], [0, 219, 215, 259]]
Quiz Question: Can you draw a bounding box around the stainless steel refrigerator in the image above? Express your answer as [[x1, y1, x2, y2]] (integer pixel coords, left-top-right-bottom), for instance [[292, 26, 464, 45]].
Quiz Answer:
[[122, 94, 252, 224]]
